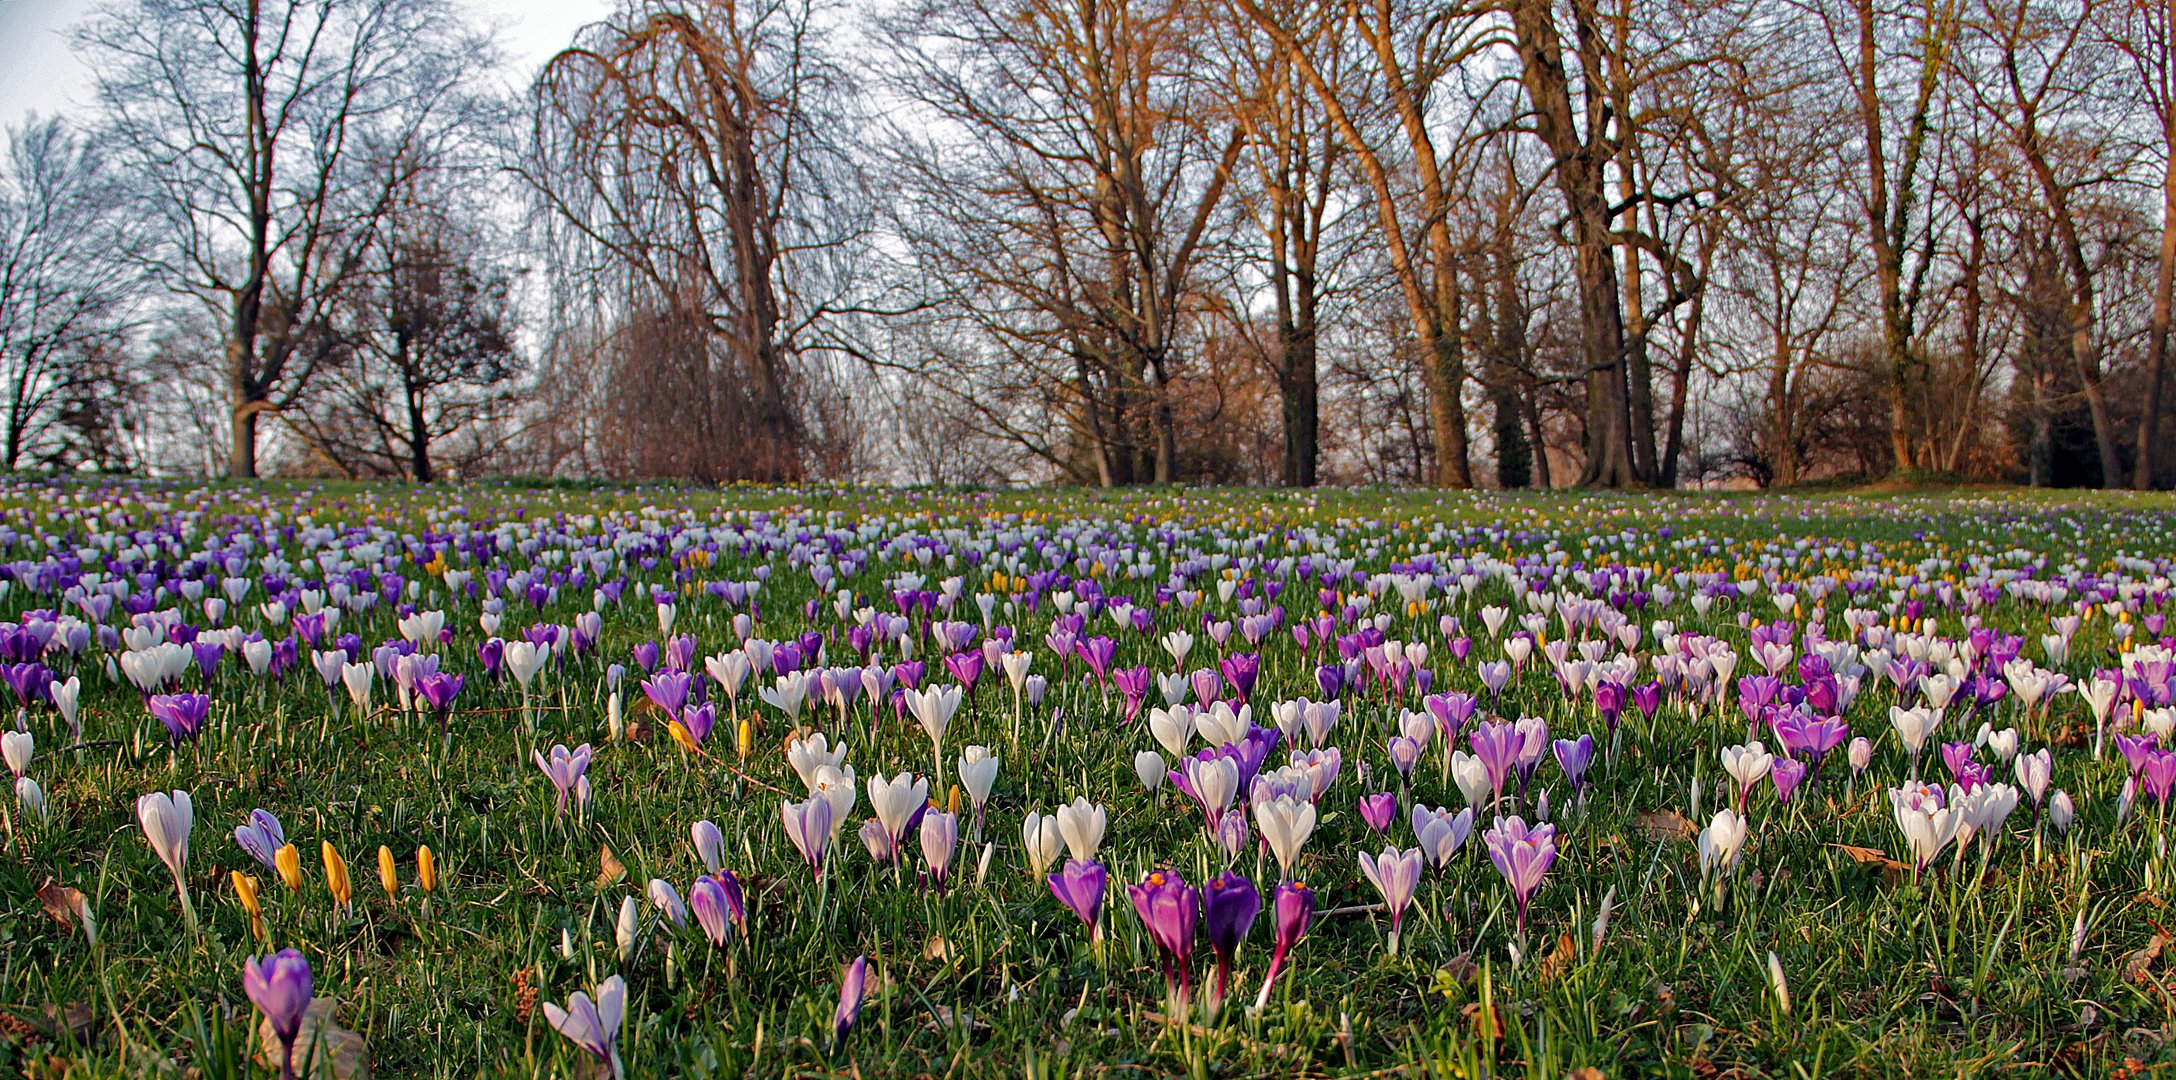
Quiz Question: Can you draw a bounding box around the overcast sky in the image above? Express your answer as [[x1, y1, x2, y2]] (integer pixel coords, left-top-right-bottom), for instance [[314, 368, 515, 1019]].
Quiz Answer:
[[0, 0, 615, 130]]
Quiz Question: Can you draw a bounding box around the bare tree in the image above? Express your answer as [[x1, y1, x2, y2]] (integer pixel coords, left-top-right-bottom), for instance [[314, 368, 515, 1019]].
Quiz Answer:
[[1964, 0, 2130, 486], [881, 0, 1242, 485], [2112, 0, 2176, 488], [526, 0, 868, 482], [78, 0, 490, 478], [0, 118, 142, 470], [298, 196, 523, 480]]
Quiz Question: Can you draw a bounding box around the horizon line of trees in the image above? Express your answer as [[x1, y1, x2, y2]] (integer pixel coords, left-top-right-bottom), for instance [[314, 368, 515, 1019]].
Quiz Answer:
[[0, 0, 2170, 490]]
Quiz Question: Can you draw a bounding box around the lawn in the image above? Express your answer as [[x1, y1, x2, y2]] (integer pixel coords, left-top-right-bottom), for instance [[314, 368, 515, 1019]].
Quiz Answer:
[[2, 478, 2173, 1078]]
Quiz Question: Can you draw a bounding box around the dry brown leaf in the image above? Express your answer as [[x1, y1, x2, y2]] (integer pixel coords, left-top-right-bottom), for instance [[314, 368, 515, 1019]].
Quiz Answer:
[[1568, 1069, 1607, 1080], [256, 998, 370, 1080], [39, 1002, 95, 1044], [1829, 843, 1907, 883], [1633, 810, 1694, 842], [596, 846, 626, 889], [36, 878, 86, 928], [2125, 930, 2173, 984], [1538, 933, 1578, 984], [1439, 951, 1477, 983], [1461, 1001, 1500, 1040]]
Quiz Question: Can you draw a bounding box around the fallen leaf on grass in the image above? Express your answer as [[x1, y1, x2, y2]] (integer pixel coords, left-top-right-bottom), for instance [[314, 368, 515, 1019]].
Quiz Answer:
[[1538, 933, 1578, 983], [2124, 929, 2173, 984], [36, 878, 87, 927], [596, 846, 626, 888], [1633, 810, 1694, 841], [1828, 843, 1907, 884]]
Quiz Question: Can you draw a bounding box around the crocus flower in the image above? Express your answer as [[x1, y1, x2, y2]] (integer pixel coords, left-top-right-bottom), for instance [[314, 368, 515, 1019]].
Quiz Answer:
[[1202, 871, 1261, 1009], [920, 808, 960, 889], [1553, 734, 1595, 794], [690, 875, 732, 946], [691, 819, 726, 874], [905, 683, 963, 783], [534, 744, 593, 816], [1048, 858, 1107, 939], [833, 956, 869, 1050], [1054, 796, 1106, 863], [1129, 869, 1201, 1000], [234, 808, 286, 873], [1470, 721, 1520, 807], [1253, 793, 1317, 879], [138, 789, 196, 930], [1252, 880, 1314, 1012], [959, 746, 999, 836], [1021, 812, 1062, 875], [1357, 846, 1423, 954], [544, 976, 626, 1078], [244, 949, 314, 1080], [1483, 816, 1558, 936], [2, 730, 30, 778], [867, 770, 929, 850], [1771, 758, 1808, 805], [148, 692, 211, 743], [783, 795, 835, 876], [1359, 790, 1397, 834]]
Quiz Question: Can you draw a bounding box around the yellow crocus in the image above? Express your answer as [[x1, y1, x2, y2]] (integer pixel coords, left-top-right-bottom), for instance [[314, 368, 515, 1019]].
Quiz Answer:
[[274, 843, 303, 891], [417, 845, 437, 894], [231, 871, 264, 938], [378, 844, 398, 899], [323, 841, 352, 912]]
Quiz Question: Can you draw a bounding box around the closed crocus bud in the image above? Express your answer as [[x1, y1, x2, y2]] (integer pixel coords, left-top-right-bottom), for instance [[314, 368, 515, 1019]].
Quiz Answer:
[[1848, 737, 1873, 775], [16, 776, 47, 824], [275, 843, 303, 891], [417, 846, 438, 893], [615, 895, 641, 962], [958, 746, 999, 811], [323, 842, 352, 913], [2050, 790, 2076, 832], [231, 871, 262, 918], [378, 845, 398, 899], [1134, 750, 1166, 791], [1217, 811, 1251, 861]]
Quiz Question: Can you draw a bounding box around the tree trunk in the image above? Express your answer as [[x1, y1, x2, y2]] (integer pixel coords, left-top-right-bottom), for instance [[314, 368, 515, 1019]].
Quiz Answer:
[[229, 395, 260, 479], [1509, 0, 1640, 489], [2141, 135, 2175, 489]]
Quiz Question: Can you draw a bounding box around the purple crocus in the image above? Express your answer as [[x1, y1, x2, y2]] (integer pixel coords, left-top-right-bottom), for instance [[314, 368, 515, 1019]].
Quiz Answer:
[[1220, 653, 1261, 702], [1252, 880, 1315, 1010], [1202, 871, 1261, 1009], [149, 692, 211, 743], [689, 875, 733, 947], [1771, 758, 1808, 805], [1048, 859, 1108, 939], [640, 670, 692, 716], [833, 956, 870, 1050], [544, 976, 626, 1078], [533, 743, 593, 815], [1470, 721, 1520, 807], [1553, 735, 1595, 794], [233, 808, 286, 872], [1113, 665, 1152, 722], [783, 796, 835, 876], [1484, 816, 1559, 936], [1357, 846, 1423, 954], [1129, 869, 1200, 1000], [244, 949, 315, 1080], [2145, 750, 2176, 811], [1359, 791, 1397, 834]]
